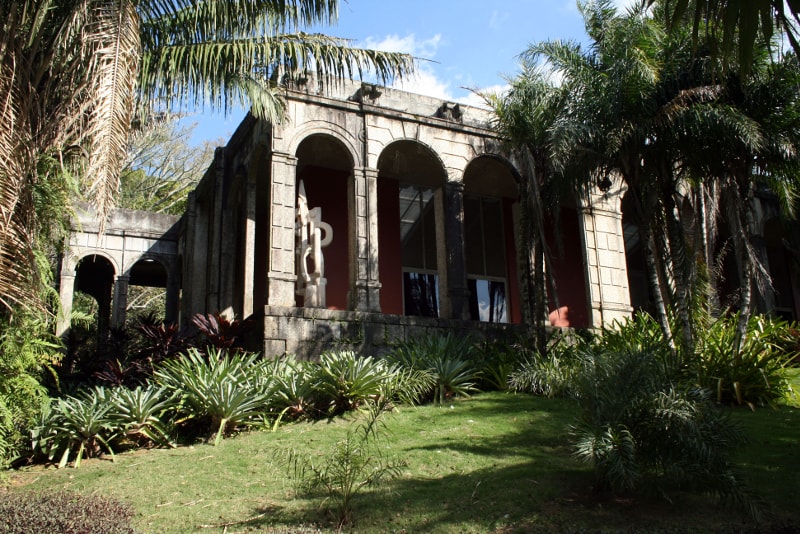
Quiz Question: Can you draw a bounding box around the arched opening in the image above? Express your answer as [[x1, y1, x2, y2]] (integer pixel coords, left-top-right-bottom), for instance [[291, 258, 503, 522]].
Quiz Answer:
[[463, 156, 521, 324], [295, 134, 353, 310], [127, 257, 169, 323], [74, 254, 116, 339], [377, 140, 447, 317]]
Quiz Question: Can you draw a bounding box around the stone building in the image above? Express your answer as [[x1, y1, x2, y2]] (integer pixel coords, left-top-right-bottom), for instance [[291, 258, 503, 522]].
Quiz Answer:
[[56, 79, 800, 357]]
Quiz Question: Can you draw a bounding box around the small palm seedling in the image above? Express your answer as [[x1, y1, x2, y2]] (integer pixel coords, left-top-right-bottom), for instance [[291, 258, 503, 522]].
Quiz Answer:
[[284, 398, 406, 527], [155, 348, 272, 445]]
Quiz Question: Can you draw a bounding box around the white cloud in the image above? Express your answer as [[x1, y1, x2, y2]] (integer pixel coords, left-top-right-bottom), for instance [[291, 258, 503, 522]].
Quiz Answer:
[[363, 33, 443, 59], [457, 84, 509, 109], [362, 33, 454, 100]]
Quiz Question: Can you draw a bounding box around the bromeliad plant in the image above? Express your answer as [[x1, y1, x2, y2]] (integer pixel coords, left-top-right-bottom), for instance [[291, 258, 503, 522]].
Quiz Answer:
[[312, 351, 394, 415], [155, 347, 273, 445], [693, 313, 796, 407], [32, 387, 119, 468], [109, 385, 176, 447], [386, 334, 479, 405]]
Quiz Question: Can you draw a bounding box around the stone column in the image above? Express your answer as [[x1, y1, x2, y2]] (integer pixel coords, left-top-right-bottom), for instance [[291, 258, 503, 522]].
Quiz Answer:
[[165, 260, 180, 325], [267, 151, 298, 306], [439, 181, 469, 320], [349, 167, 381, 312], [56, 272, 76, 337], [580, 182, 633, 328], [111, 274, 130, 328], [242, 173, 257, 317]]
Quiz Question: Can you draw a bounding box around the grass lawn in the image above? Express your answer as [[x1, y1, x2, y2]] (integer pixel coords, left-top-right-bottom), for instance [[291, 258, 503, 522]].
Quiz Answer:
[[5, 384, 800, 533]]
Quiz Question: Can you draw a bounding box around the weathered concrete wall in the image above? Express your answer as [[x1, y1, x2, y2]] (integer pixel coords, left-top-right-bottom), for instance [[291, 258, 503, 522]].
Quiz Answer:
[[259, 305, 533, 359]]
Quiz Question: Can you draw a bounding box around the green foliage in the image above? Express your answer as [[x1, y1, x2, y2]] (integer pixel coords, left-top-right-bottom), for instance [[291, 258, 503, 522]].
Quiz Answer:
[[693, 313, 795, 407], [0, 307, 59, 468], [312, 351, 394, 415], [570, 346, 751, 510], [285, 399, 406, 527], [32, 387, 119, 468], [268, 355, 319, 422], [109, 384, 176, 447], [386, 334, 479, 405], [155, 348, 272, 445], [509, 332, 581, 398], [0, 490, 136, 534]]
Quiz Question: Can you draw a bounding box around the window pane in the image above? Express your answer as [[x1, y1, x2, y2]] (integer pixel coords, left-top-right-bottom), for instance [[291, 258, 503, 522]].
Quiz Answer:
[[463, 196, 483, 274], [468, 278, 507, 323], [399, 185, 436, 270], [403, 272, 439, 317], [482, 198, 506, 277]]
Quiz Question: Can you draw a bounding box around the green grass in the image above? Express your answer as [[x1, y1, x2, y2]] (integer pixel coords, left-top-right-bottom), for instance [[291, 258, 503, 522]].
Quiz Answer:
[[7, 391, 800, 533]]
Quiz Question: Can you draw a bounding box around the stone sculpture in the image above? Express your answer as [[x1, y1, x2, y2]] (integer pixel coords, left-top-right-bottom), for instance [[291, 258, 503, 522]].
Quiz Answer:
[[296, 180, 333, 308]]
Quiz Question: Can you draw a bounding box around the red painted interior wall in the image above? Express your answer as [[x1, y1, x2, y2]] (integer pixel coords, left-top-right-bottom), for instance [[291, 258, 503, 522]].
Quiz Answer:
[[296, 167, 349, 310], [377, 178, 403, 315], [545, 207, 589, 328]]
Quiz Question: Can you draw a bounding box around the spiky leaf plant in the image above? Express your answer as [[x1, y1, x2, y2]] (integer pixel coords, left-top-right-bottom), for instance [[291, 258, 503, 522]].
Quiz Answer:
[[155, 348, 273, 445], [386, 334, 479, 405], [32, 387, 120, 468], [109, 384, 176, 447], [312, 351, 393, 415]]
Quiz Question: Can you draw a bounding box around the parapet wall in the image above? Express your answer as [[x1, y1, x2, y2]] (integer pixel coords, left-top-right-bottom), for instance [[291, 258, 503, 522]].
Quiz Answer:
[[258, 306, 534, 359]]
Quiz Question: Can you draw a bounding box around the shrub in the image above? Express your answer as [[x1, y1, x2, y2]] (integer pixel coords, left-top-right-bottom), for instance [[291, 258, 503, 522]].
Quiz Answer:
[[109, 384, 176, 447], [570, 346, 750, 508], [0, 491, 136, 534], [386, 334, 479, 404], [693, 313, 795, 407], [155, 348, 273, 445], [509, 331, 581, 397], [32, 387, 120, 468], [312, 351, 394, 415]]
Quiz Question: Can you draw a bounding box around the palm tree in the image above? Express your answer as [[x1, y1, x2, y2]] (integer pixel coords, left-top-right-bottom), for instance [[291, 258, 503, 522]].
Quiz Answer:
[[649, 0, 800, 76], [487, 69, 566, 353], [0, 0, 414, 313]]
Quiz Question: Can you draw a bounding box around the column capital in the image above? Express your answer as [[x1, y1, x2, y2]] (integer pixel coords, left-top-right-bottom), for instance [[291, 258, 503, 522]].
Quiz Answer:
[[272, 151, 298, 165], [353, 166, 379, 179]]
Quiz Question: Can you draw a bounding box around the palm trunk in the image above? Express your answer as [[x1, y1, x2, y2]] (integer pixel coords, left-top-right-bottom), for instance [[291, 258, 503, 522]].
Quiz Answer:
[[663, 191, 695, 355], [640, 218, 678, 355]]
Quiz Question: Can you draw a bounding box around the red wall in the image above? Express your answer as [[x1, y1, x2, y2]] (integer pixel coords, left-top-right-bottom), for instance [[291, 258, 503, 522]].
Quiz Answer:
[[297, 167, 349, 310], [377, 179, 403, 315], [545, 207, 589, 328]]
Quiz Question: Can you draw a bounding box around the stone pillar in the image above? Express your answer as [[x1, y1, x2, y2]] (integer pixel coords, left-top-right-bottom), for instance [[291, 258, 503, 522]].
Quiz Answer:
[[267, 151, 298, 306], [439, 181, 469, 320], [165, 260, 180, 325], [111, 274, 130, 328], [350, 167, 381, 312], [56, 272, 76, 337], [242, 173, 257, 317], [580, 183, 633, 328]]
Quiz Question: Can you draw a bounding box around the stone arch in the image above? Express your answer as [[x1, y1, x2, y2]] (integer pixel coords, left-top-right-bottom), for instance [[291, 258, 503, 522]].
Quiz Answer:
[[294, 133, 355, 310], [287, 121, 361, 169], [72, 254, 117, 340], [124, 255, 171, 324], [376, 139, 448, 316], [462, 155, 521, 324]]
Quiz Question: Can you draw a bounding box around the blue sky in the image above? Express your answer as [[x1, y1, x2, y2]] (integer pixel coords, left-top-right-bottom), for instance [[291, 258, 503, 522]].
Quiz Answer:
[[188, 0, 635, 145]]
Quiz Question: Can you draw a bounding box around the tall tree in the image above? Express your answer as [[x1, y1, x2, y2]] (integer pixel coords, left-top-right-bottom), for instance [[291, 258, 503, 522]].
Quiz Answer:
[[0, 0, 414, 313]]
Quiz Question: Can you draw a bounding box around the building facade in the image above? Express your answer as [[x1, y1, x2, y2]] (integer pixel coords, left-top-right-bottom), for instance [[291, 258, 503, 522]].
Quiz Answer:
[[56, 80, 800, 358]]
